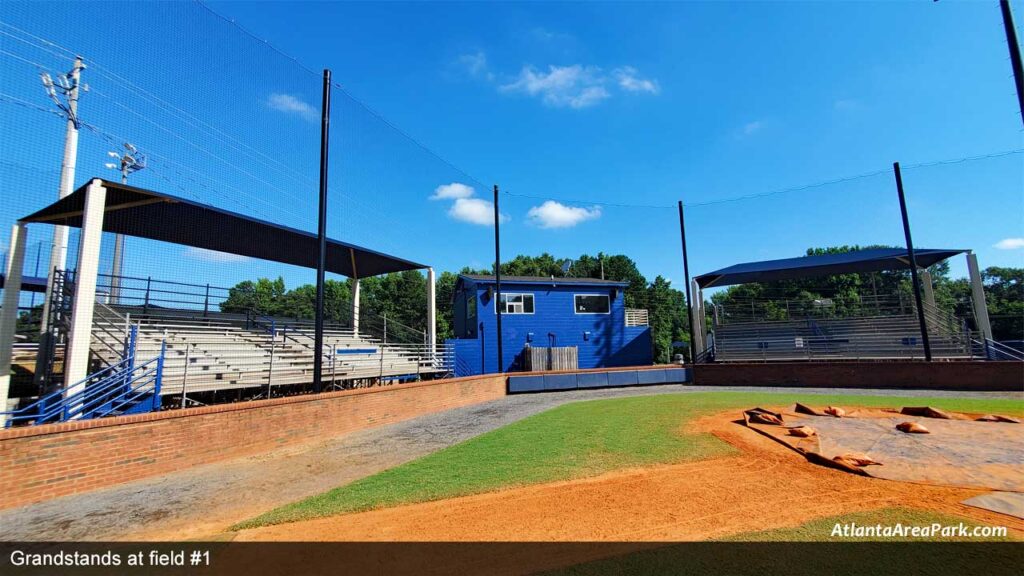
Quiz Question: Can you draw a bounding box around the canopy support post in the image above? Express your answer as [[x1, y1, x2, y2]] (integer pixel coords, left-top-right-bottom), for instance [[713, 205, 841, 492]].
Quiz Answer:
[[967, 252, 993, 342], [65, 179, 106, 397], [351, 279, 360, 336], [426, 267, 436, 365], [0, 223, 28, 425]]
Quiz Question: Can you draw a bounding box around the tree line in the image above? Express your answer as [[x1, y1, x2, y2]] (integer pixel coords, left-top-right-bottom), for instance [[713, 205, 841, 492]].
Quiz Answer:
[[213, 247, 1022, 359], [218, 252, 691, 362]]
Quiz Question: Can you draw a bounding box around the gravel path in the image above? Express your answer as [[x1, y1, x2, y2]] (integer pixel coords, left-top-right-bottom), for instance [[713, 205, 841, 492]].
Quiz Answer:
[[1, 384, 1018, 541]]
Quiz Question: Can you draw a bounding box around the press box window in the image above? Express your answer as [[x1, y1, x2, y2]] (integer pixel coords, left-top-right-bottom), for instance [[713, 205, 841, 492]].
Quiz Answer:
[[574, 294, 610, 314], [497, 293, 535, 314]]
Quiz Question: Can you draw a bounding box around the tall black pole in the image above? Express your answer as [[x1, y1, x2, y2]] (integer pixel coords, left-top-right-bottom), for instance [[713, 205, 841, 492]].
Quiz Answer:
[[493, 185, 504, 373], [893, 162, 932, 362], [678, 201, 697, 364], [1001, 0, 1024, 127], [314, 69, 332, 391]]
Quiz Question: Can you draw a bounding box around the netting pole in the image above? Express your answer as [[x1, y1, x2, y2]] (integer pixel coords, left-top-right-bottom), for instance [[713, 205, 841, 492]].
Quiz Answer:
[[314, 69, 332, 392], [678, 201, 697, 364], [1000, 0, 1024, 127], [893, 162, 932, 362], [493, 185, 504, 374]]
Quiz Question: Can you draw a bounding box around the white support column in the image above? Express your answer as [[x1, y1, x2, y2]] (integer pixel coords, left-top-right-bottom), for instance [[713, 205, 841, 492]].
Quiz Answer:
[[0, 223, 28, 424], [351, 279, 361, 336], [64, 179, 106, 392], [426, 267, 437, 360], [697, 288, 707, 354], [966, 252, 993, 341], [690, 280, 705, 355], [919, 270, 936, 311]]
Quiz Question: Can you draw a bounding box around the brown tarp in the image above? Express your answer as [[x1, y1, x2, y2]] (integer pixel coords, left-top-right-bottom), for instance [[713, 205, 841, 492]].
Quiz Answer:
[[742, 405, 1024, 492]]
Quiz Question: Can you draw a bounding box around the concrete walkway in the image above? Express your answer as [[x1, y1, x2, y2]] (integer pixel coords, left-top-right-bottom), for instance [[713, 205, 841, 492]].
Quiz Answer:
[[1, 385, 1018, 541]]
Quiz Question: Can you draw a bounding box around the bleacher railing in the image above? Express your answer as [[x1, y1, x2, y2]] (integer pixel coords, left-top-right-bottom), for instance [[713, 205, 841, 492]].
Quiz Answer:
[[713, 294, 932, 325], [93, 272, 428, 346], [708, 294, 984, 362], [3, 333, 164, 427]]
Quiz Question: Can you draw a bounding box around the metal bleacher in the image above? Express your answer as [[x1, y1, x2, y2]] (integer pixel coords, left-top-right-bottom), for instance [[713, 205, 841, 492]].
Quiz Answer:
[[709, 295, 976, 362], [53, 272, 454, 400]]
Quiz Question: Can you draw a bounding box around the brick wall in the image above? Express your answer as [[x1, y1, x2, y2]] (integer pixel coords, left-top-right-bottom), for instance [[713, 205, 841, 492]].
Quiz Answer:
[[0, 374, 507, 510], [693, 361, 1024, 391]]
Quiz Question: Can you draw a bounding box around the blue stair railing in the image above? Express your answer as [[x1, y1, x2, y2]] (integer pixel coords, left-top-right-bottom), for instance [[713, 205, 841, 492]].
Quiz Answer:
[[3, 335, 165, 427]]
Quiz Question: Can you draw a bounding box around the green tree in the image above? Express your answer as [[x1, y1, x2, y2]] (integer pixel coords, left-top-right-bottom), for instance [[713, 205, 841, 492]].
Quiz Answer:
[[709, 245, 955, 321], [360, 270, 428, 341], [435, 271, 458, 341], [220, 277, 287, 315], [645, 275, 689, 363], [982, 267, 1023, 341]]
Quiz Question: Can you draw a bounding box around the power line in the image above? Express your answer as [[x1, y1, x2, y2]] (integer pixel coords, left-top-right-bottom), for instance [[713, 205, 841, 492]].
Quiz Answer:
[[0, 48, 56, 71], [0, 25, 76, 63], [0, 21, 77, 59]]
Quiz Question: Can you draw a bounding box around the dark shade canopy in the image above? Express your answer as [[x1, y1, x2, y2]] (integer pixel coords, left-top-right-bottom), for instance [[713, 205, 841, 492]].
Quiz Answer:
[[694, 248, 967, 289], [0, 275, 46, 293], [19, 179, 425, 279]]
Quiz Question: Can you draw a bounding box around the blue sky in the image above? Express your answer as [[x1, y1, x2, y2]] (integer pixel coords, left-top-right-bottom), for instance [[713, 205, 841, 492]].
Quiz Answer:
[[1, 1, 1022, 308]]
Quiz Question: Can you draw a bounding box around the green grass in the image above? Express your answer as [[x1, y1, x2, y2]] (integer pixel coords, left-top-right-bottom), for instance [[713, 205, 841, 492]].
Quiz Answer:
[[541, 508, 1018, 576], [234, 392, 1023, 530]]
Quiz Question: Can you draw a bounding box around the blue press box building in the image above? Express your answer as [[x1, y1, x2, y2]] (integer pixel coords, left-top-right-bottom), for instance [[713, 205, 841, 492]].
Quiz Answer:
[[446, 275, 653, 377]]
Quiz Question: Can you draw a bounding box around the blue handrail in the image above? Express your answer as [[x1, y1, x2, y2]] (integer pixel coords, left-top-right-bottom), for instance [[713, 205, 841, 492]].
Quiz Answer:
[[3, 339, 165, 427]]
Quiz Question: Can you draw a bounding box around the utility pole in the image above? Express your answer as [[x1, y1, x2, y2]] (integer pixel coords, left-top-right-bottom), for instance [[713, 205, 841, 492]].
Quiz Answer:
[[35, 56, 85, 391], [1001, 0, 1024, 127], [893, 162, 932, 362], [105, 143, 145, 304], [493, 185, 504, 374]]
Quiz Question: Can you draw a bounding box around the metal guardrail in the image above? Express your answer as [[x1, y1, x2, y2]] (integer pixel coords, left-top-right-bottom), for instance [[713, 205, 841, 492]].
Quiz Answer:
[[3, 338, 164, 427], [972, 338, 1024, 361], [93, 272, 428, 346], [712, 332, 972, 362], [714, 294, 964, 326]]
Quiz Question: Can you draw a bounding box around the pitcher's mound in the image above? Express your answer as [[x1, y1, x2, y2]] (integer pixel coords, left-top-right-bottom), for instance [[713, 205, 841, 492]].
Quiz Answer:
[[742, 405, 1023, 493]]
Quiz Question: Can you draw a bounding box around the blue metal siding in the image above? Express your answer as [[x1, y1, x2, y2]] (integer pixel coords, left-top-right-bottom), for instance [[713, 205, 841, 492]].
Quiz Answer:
[[506, 367, 692, 393], [450, 280, 653, 376]]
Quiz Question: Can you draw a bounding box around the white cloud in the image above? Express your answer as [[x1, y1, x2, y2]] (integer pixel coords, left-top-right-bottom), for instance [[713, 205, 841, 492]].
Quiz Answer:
[[500, 65, 611, 109], [834, 99, 860, 111], [527, 200, 602, 229], [742, 120, 764, 136], [431, 182, 476, 200], [185, 247, 250, 263], [458, 51, 494, 80], [267, 93, 318, 123], [993, 237, 1024, 250], [613, 66, 659, 94], [449, 197, 508, 226], [461, 57, 657, 109]]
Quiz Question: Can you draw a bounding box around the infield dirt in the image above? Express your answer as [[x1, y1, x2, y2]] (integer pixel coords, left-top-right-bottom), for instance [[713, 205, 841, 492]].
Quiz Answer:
[[234, 407, 1024, 542]]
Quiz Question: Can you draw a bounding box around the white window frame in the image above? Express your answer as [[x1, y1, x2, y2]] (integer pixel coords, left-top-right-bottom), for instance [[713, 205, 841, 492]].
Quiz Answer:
[[494, 292, 535, 315], [574, 293, 610, 315]]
